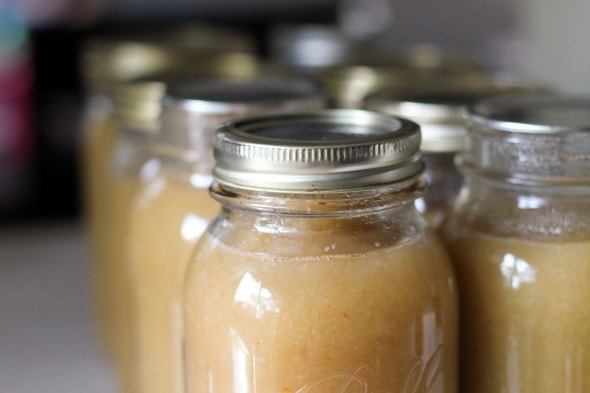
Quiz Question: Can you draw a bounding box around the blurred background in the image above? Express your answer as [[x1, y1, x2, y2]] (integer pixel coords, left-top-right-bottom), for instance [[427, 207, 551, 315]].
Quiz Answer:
[[0, 0, 588, 391], [4, 0, 588, 224]]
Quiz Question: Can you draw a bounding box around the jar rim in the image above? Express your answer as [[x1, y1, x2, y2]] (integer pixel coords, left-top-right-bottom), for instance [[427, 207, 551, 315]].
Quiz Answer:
[[213, 109, 424, 192], [466, 95, 590, 134]]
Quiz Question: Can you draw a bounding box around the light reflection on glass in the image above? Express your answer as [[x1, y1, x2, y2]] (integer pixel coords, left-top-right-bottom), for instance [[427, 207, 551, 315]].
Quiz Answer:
[[517, 195, 546, 209], [189, 173, 213, 189], [180, 214, 209, 242], [229, 328, 250, 393], [140, 157, 161, 182], [414, 197, 427, 214], [500, 253, 535, 289], [234, 272, 280, 318]]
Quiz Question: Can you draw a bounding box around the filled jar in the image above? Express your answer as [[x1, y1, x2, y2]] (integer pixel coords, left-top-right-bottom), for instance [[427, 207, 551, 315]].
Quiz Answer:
[[107, 79, 166, 393], [443, 96, 590, 393], [364, 81, 551, 227], [183, 110, 458, 392], [126, 76, 325, 393], [79, 22, 257, 361]]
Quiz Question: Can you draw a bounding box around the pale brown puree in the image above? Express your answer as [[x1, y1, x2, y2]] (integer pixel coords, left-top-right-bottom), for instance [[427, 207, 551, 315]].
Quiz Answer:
[[445, 230, 590, 393], [127, 165, 219, 393], [110, 175, 142, 393], [184, 211, 458, 392], [81, 105, 118, 354]]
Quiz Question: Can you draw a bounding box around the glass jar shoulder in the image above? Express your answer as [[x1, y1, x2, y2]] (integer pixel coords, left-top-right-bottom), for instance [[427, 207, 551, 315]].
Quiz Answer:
[[445, 181, 590, 242], [203, 207, 440, 256]]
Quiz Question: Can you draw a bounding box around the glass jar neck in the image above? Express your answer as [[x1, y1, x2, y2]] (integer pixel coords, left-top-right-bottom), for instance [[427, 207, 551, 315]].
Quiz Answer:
[[211, 179, 425, 217], [450, 170, 590, 241], [465, 124, 590, 187]]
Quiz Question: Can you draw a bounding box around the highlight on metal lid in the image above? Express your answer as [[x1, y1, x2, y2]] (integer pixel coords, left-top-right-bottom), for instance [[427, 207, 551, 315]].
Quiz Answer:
[[213, 109, 423, 192], [463, 95, 590, 185]]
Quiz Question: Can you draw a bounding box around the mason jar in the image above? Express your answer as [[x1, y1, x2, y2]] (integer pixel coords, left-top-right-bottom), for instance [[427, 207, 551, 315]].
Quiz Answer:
[[183, 110, 458, 392], [364, 81, 552, 227], [443, 96, 590, 393], [126, 76, 325, 393], [79, 23, 258, 362], [106, 79, 167, 393]]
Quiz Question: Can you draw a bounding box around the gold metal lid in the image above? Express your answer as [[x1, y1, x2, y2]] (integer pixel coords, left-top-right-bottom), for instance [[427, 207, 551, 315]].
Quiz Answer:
[[213, 109, 423, 192], [80, 22, 256, 94], [114, 80, 166, 132]]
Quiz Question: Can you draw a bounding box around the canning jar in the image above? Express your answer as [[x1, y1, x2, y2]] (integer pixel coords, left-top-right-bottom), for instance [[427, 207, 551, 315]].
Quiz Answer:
[[126, 76, 325, 393], [365, 81, 551, 227], [80, 23, 258, 360], [108, 80, 166, 393], [183, 110, 458, 392], [443, 96, 590, 393]]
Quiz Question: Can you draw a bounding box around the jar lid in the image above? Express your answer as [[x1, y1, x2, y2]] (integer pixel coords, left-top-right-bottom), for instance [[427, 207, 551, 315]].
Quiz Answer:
[[464, 95, 590, 185], [113, 58, 281, 132], [80, 23, 256, 94], [115, 80, 166, 132], [366, 81, 551, 153], [213, 109, 423, 192], [155, 76, 326, 162], [365, 92, 468, 153]]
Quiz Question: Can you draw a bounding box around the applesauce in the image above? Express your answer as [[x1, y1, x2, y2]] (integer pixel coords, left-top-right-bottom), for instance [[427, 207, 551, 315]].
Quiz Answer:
[[79, 24, 258, 363], [446, 232, 590, 393], [126, 76, 325, 393], [185, 216, 458, 393], [443, 96, 590, 392], [183, 110, 458, 392], [127, 168, 217, 393], [81, 96, 118, 351]]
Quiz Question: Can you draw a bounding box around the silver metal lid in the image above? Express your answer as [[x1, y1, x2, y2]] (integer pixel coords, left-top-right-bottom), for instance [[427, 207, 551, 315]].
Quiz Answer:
[[366, 93, 468, 153], [156, 76, 326, 162], [213, 109, 423, 192], [464, 95, 590, 185], [365, 81, 552, 153]]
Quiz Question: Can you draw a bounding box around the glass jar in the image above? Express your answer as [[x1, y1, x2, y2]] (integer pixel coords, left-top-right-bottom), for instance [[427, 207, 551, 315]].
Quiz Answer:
[[107, 80, 166, 393], [126, 76, 325, 393], [365, 82, 551, 227], [443, 96, 590, 393], [79, 24, 259, 361], [183, 110, 458, 392]]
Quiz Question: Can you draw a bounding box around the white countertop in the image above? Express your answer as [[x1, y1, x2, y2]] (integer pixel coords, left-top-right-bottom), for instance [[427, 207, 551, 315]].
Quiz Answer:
[[0, 221, 117, 393]]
